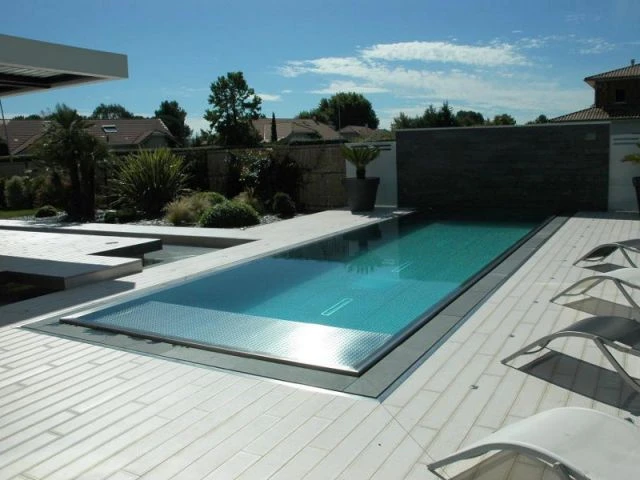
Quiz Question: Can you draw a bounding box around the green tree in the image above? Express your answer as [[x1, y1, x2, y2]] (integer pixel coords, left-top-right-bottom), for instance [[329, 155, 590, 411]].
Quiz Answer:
[[455, 110, 485, 126], [204, 71, 263, 147], [11, 114, 44, 120], [300, 92, 379, 129], [91, 103, 135, 120], [35, 104, 108, 221], [296, 109, 328, 123], [391, 102, 460, 130], [489, 114, 516, 125], [270, 112, 278, 143], [155, 100, 192, 146], [391, 112, 418, 130], [527, 114, 550, 125], [435, 101, 457, 127]]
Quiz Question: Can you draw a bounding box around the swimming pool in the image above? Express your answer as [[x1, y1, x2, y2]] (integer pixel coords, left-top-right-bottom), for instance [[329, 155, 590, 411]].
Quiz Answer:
[[61, 216, 539, 375]]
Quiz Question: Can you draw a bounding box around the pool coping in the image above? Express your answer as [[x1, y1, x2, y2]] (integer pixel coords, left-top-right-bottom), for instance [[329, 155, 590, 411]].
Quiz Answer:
[[22, 215, 566, 398]]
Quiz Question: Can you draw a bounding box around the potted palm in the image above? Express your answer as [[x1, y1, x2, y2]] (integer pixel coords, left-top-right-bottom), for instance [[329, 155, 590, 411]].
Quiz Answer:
[[341, 144, 381, 212], [623, 142, 640, 211]]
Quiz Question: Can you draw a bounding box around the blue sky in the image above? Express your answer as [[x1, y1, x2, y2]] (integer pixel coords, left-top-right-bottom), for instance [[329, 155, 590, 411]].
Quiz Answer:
[[2, 0, 639, 132]]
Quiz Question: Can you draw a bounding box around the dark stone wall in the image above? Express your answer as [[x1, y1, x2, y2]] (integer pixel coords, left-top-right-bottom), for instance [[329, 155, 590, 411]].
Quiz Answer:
[[397, 123, 610, 215]]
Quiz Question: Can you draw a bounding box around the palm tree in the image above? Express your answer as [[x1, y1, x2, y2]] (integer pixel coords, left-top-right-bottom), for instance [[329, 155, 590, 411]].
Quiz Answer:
[[35, 104, 108, 221], [341, 144, 381, 179]]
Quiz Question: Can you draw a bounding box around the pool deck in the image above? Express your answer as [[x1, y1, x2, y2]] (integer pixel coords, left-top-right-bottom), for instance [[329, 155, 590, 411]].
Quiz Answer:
[[0, 230, 162, 290], [1, 210, 639, 479]]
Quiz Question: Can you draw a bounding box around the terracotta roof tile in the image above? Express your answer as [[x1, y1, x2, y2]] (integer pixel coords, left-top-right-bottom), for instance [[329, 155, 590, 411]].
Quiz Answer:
[[585, 63, 640, 86], [252, 118, 342, 142], [0, 118, 173, 154], [551, 106, 640, 122]]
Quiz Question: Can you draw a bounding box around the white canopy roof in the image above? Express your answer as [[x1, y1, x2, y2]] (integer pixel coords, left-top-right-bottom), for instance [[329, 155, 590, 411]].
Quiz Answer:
[[0, 34, 128, 97]]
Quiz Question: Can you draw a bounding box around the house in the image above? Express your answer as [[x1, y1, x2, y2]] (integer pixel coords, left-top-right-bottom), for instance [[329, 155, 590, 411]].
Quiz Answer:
[[552, 60, 640, 122], [0, 118, 174, 155], [552, 60, 640, 211], [339, 125, 377, 141], [251, 118, 343, 144]]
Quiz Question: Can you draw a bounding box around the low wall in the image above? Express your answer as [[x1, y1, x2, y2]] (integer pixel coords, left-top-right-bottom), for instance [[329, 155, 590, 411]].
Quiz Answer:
[[396, 123, 610, 215], [206, 144, 347, 211]]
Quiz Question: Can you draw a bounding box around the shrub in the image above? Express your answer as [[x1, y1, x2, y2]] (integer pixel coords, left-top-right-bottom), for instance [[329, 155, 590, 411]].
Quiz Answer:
[[164, 196, 196, 225], [4, 176, 30, 209], [233, 190, 264, 214], [33, 170, 68, 208], [192, 191, 227, 206], [114, 208, 139, 223], [110, 148, 189, 218], [103, 210, 118, 223], [34, 205, 58, 217], [272, 192, 296, 218], [102, 208, 139, 224], [164, 191, 227, 226], [0, 178, 6, 208], [199, 200, 260, 228]]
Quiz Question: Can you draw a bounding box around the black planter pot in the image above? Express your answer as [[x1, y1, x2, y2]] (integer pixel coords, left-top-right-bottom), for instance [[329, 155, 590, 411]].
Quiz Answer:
[[633, 177, 640, 212], [342, 177, 380, 212]]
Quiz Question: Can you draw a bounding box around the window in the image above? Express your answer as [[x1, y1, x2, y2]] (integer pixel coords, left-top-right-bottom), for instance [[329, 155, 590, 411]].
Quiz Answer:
[[102, 125, 118, 133], [615, 89, 626, 103]]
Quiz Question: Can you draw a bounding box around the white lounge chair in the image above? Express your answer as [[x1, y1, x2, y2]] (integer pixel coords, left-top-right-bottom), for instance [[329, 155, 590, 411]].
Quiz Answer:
[[427, 407, 640, 480], [502, 315, 640, 393], [574, 239, 640, 267], [550, 267, 640, 314]]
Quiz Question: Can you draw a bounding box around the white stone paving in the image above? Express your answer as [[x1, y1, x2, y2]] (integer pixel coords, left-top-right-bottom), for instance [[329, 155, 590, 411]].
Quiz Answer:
[[0, 211, 639, 479]]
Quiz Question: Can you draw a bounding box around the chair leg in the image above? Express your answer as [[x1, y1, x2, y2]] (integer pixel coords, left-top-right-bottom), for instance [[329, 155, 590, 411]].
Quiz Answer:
[[593, 339, 640, 394], [620, 249, 637, 268], [502, 337, 553, 365], [614, 281, 640, 318], [550, 278, 604, 303]]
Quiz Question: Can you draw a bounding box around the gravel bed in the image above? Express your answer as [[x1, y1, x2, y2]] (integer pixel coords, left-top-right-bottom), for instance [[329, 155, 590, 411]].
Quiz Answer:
[[8, 212, 292, 228]]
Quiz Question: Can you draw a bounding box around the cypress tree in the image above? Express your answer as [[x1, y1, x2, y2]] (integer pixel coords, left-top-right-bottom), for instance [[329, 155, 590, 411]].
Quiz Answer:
[[270, 112, 278, 143]]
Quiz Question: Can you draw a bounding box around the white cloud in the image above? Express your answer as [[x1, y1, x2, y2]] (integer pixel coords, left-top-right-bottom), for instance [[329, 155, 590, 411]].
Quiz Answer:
[[309, 81, 388, 95], [280, 57, 372, 78], [360, 41, 527, 66], [277, 37, 602, 127], [257, 93, 282, 101], [577, 38, 615, 54]]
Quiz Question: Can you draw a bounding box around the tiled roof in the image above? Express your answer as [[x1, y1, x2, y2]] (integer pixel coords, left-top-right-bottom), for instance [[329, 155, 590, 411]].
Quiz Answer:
[[339, 125, 376, 136], [0, 118, 173, 154], [252, 118, 342, 143], [585, 63, 640, 86], [550, 106, 640, 122]]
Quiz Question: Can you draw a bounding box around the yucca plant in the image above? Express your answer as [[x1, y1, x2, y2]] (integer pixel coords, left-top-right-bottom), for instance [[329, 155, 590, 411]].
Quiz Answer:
[[341, 144, 381, 179], [110, 148, 189, 218]]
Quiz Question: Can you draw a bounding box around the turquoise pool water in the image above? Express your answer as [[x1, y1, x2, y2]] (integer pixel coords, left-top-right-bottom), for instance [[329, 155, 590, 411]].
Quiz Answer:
[[62, 216, 538, 373]]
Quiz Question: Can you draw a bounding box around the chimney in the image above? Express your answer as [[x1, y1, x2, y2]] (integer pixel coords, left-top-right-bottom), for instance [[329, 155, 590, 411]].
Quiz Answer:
[[632, 59, 636, 66]]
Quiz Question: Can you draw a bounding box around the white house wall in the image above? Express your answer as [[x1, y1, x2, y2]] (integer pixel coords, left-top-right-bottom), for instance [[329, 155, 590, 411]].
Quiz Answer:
[[609, 120, 640, 211], [345, 141, 397, 207]]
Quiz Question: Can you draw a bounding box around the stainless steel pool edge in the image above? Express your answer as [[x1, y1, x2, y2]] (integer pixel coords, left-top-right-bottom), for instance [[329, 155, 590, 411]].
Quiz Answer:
[[359, 215, 568, 399], [59, 316, 361, 376]]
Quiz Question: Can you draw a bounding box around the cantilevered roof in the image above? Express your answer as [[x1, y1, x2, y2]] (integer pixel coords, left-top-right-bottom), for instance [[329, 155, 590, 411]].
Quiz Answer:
[[0, 34, 128, 97]]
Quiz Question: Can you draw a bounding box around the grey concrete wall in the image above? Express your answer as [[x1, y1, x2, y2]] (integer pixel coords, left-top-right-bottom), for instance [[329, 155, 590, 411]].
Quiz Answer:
[[397, 123, 610, 215]]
